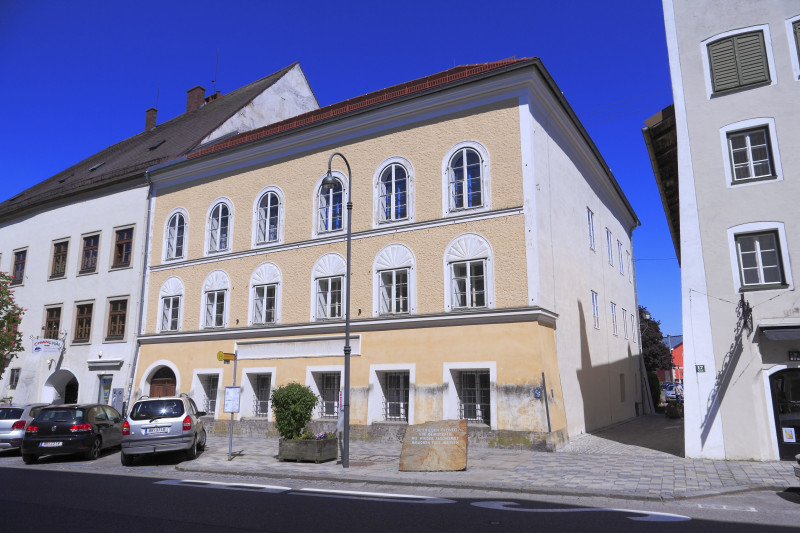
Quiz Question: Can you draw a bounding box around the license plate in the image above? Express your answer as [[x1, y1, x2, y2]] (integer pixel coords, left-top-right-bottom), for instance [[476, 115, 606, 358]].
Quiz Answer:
[[39, 441, 62, 447], [145, 427, 169, 435]]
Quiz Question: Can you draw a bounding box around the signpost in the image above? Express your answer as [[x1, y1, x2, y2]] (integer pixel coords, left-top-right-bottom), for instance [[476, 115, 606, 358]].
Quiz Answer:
[[217, 350, 238, 461]]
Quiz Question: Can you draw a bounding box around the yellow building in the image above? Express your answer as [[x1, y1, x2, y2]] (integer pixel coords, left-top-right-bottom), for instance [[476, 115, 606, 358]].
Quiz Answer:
[[134, 58, 642, 446]]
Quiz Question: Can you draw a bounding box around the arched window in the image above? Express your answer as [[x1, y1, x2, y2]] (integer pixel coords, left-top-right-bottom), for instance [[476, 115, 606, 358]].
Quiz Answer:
[[378, 164, 408, 222], [256, 191, 280, 244], [158, 277, 184, 332], [310, 253, 346, 321], [373, 244, 416, 316], [165, 211, 186, 260], [318, 178, 343, 233], [207, 200, 232, 253], [249, 262, 281, 325], [444, 234, 494, 311], [442, 142, 490, 216], [201, 270, 230, 328]]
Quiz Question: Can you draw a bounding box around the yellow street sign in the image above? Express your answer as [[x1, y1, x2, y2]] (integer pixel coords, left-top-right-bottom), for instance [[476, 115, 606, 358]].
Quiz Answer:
[[217, 351, 235, 361]]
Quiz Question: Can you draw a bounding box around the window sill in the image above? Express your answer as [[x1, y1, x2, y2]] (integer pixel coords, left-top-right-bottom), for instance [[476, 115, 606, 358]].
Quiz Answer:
[[109, 264, 132, 272], [49, 274, 66, 281], [711, 80, 771, 98], [730, 175, 778, 186], [71, 339, 90, 345], [10, 281, 23, 287], [205, 249, 231, 256], [78, 269, 98, 276], [740, 283, 789, 292], [103, 336, 126, 344]]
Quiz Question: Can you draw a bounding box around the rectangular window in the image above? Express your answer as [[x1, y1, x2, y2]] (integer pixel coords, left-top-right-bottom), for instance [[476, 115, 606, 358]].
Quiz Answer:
[[254, 374, 271, 417], [728, 127, 773, 182], [106, 299, 127, 340], [736, 231, 785, 288], [458, 370, 491, 425], [253, 284, 277, 324], [160, 296, 181, 332], [622, 308, 629, 339], [451, 260, 486, 309], [12, 250, 26, 285], [631, 314, 637, 342], [379, 268, 409, 314], [74, 303, 93, 342], [611, 303, 618, 336], [112, 228, 133, 268], [384, 372, 410, 421], [618, 241, 624, 275], [708, 31, 770, 93], [44, 307, 61, 339], [606, 229, 613, 265], [80, 234, 99, 273], [319, 372, 340, 418], [587, 208, 595, 250], [795, 20, 800, 61], [204, 290, 226, 328], [201, 375, 219, 413], [316, 277, 342, 319], [591, 291, 600, 329], [626, 251, 632, 282], [51, 241, 68, 278], [9, 368, 21, 389]]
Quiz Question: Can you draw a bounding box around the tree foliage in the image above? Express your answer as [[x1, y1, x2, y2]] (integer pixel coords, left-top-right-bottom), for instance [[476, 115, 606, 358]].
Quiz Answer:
[[639, 305, 672, 372], [0, 272, 25, 376], [270, 382, 319, 440]]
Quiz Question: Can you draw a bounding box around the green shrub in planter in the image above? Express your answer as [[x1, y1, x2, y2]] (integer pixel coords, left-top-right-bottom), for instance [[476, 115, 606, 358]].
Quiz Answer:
[[270, 383, 319, 440], [665, 400, 683, 419]]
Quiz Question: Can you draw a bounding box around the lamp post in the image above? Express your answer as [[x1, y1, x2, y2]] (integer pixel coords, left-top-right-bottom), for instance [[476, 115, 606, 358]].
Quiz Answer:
[[321, 152, 352, 468]]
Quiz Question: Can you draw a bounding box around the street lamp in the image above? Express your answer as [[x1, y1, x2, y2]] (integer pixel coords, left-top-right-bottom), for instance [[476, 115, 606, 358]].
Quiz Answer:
[[321, 151, 352, 468]]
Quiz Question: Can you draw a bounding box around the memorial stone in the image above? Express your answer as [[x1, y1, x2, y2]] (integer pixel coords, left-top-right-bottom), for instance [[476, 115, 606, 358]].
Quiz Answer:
[[399, 419, 467, 471]]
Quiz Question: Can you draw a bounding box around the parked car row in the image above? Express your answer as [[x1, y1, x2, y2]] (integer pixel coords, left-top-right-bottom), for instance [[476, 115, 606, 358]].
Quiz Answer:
[[0, 394, 206, 466]]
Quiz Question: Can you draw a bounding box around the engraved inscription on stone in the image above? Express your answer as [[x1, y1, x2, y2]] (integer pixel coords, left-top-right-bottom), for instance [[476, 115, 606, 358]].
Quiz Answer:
[[399, 419, 467, 472]]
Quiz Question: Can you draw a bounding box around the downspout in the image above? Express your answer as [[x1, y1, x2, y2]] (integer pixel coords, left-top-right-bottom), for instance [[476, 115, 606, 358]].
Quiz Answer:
[[124, 170, 154, 414]]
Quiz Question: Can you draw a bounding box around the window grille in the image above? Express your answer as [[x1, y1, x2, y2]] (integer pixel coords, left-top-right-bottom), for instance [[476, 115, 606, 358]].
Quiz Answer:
[[383, 372, 409, 421], [319, 372, 340, 418], [254, 374, 271, 417], [457, 370, 490, 425], [202, 375, 219, 413]]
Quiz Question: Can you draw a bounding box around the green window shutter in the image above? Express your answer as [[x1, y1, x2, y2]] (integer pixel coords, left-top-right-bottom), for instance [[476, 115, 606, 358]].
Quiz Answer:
[[708, 31, 769, 93], [733, 32, 769, 87], [709, 37, 739, 92]]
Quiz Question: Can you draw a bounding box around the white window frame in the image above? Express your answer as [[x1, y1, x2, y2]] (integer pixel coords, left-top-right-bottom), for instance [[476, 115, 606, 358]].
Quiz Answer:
[[631, 314, 637, 342], [158, 277, 184, 333], [252, 186, 285, 247], [442, 362, 497, 430], [606, 229, 613, 266], [719, 118, 783, 188], [611, 302, 618, 336], [617, 241, 624, 275], [312, 171, 348, 238], [310, 253, 347, 322], [367, 364, 415, 425], [727, 222, 792, 292], [163, 207, 188, 262], [248, 262, 281, 325], [626, 251, 632, 282], [373, 157, 414, 227], [441, 141, 491, 217], [591, 291, 600, 330], [204, 197, 234, 255], [622, 308, 629, 339], [700, 24, 777, 99], [372, 244, 416, 316], [443, 233, 494, 312], [587, 208, 596, 251], [200, 270, 230, 329], [785, 14, 800, 81]]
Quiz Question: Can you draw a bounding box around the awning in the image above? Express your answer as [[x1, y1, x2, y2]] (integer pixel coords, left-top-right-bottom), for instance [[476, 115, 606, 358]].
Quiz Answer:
[[759, 326, 800, 341]]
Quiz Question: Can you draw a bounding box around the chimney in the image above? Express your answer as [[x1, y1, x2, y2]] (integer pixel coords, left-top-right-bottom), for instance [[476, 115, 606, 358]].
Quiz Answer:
[[205, 91, 222, 103], [186, 86, 206, 113], [145, 107, 158, 131]]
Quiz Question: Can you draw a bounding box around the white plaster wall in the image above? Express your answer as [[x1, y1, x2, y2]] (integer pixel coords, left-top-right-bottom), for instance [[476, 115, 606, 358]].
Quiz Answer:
[[665, 0, 800, 460], [0, 186, 149, 406], [202, 64, 319, 145]]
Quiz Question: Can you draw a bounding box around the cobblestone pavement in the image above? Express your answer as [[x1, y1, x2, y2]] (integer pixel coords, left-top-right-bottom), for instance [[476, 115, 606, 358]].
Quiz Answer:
[[178, 415, 798, 501]]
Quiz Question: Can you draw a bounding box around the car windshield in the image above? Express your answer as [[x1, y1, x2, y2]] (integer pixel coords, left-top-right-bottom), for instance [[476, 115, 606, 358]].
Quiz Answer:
[[0, 408, 24, 419], [130, 400, 185, 421], [37, 408, 84, 422]]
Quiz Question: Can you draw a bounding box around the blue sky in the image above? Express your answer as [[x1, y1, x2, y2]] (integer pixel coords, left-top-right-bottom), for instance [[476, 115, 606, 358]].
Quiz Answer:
[[0, 0, 681, 334]]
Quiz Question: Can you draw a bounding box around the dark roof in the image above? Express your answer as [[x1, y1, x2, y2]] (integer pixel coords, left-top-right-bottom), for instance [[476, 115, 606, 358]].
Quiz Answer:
[[643, 105, 679, 263], [181, 57, 638, 227], [0, 63, 300, 222]]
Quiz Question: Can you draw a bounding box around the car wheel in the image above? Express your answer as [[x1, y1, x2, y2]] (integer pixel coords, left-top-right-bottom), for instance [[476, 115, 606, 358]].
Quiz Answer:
[[186, 436, 198, 460], [85, 437, 102, 460], [197, 429, 207, 451], [22, 454, 37, 465], [120, 452, 134, 466]]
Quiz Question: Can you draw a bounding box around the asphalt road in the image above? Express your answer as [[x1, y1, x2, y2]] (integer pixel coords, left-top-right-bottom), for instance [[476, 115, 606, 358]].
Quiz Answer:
[[1, 464, 799, 532]]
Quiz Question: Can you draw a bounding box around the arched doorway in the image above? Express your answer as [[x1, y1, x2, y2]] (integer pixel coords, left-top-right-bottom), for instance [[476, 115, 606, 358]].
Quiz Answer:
[[769, 368, 800, 460], [43, 370, 79, 404], [150, 367, 176, 397]]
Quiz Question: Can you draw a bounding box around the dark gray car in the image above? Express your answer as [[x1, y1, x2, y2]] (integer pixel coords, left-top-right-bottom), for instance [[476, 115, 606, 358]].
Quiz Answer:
[[121, 394, 206, 466]]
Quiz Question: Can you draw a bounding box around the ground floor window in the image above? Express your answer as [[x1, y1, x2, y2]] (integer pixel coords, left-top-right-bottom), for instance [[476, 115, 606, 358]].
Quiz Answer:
[[382, 371, 409, 421], [254, 374, 271, 417], [457, 370, 491, 425], [200, 375, 219, 413], [314, 372, 340, 418]]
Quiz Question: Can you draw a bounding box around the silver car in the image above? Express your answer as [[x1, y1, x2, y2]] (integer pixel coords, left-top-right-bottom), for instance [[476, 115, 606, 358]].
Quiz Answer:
[[0, 404, 48, 452], [121, 394, 206, 466]]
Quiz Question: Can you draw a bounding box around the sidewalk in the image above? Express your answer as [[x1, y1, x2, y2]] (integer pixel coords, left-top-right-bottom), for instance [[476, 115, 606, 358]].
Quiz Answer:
[[177, 415, 797, 501]]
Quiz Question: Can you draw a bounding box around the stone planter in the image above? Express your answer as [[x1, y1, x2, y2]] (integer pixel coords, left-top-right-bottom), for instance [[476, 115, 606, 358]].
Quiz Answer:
[[278, 437, 338, 463]]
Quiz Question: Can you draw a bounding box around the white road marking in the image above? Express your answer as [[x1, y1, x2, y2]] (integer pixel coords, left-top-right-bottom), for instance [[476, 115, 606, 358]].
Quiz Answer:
[[694, 503, 757, 512], [293, 488, 455, 504], [155, 479, 291, 492], [471, 501, 691, 522]]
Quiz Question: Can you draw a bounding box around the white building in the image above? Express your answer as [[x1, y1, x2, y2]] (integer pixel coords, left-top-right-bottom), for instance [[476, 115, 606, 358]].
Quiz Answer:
[[0, 64, 317, 411]]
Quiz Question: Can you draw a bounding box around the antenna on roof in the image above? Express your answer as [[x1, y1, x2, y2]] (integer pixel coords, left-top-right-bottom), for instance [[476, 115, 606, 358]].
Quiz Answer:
[[212, 49, 219, 93]]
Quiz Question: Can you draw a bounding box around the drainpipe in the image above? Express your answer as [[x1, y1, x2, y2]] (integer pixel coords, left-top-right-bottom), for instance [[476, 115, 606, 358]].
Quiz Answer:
[[124, 171, 154, 414]]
